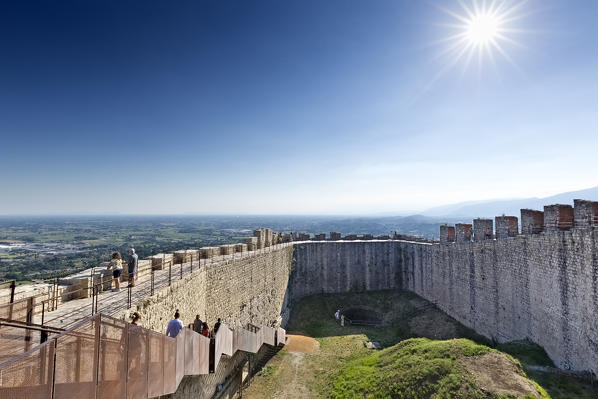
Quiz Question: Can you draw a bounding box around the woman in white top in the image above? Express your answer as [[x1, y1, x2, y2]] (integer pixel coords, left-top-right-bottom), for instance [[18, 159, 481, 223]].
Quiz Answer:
[[131, 311, 142, 326], [107, 252, 123, 292]]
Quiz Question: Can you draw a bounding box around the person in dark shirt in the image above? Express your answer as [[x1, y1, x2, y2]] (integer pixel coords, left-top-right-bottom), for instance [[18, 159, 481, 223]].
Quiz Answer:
[[213, 318, 222, 334], [193, 314, 203, 333], [127, 248, 139, 287]]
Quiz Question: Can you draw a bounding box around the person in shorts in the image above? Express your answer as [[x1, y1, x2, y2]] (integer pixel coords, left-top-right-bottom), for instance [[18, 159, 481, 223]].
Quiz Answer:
[[127, 248, 138, 287], [107, 252, 123, 292]]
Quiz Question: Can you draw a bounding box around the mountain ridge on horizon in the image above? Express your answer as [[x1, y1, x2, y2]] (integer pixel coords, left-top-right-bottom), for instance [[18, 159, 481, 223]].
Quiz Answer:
[[421, 186, 598, 219]]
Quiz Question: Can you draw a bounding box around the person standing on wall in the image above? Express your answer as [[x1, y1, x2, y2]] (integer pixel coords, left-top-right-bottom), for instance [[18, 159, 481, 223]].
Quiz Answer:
[[166, 310, 184, 338], [126, 248, 138, 287], [107, 252, 123, 292]]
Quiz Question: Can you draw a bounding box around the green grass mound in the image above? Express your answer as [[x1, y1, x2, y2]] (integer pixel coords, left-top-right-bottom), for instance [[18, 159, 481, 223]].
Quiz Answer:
[[331, 338, 549, 399]]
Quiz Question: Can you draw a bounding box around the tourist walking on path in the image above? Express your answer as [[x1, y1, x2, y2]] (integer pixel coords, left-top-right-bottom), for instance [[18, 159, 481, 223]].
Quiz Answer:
[[166, 310, 184, 338], [107, 252, 123, 292], [193, 314, 203, 333], [126, 248, 139, 287], [201, 322, 210, 337]]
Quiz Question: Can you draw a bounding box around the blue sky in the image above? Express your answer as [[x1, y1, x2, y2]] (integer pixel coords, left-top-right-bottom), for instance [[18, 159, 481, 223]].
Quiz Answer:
[[1, 0, 597, 215]]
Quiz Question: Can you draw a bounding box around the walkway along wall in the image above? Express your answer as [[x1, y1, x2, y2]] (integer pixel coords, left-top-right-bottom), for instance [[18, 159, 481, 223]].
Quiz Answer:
[[291, 234, 598, 376]]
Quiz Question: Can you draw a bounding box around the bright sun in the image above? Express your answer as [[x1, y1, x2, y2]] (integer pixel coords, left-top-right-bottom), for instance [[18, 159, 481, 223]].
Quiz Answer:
[[436, 0, 526, 72], [466, 13, 500, 45]]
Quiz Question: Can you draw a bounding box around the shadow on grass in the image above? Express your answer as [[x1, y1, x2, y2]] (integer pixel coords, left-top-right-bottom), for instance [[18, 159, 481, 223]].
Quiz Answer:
[[286, 289, 489, 347]]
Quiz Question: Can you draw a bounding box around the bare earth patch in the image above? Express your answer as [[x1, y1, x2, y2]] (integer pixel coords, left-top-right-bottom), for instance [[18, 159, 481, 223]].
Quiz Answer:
[[459, 352, 541, 398], [284, 334, 319, 353]]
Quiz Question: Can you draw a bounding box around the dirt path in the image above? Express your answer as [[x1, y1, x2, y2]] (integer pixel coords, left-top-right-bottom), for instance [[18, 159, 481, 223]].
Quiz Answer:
[[245, 334, 319, 398], [284, 334, 318, 353]]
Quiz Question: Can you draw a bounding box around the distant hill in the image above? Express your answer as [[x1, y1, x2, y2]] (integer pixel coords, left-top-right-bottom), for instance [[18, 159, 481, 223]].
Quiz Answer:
[[422, 186, 598, 219]]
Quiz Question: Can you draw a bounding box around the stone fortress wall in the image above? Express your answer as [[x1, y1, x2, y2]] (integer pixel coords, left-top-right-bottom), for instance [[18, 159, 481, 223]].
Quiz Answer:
[[135, 243, 293, 399], [5, 203, 598, 397], [289, 199, 598, 376], [118, 228, 293, 398]]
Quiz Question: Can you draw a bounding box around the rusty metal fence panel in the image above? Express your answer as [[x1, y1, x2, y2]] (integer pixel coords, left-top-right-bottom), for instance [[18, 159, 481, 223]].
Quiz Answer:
[[97, 316, 127, 399], [54, 318, 98, 399], [262, 326, 276, 346], [252, 328, 264, 353], [0, 339, 54, 399], [162, 336, 177, 394], [175, 328, 185, 388], [277, 327, 286, 346], [147, 331, 164, 398], [126, 325, 148, 399], [0, 299, 30, 323], [198, 334, 210, 375], [233, 328, 254, 353], [0, 325, 41, 364], [213, 324, 232, 372], [216, 324, 232, 356], [184, 328, 199, 375], [0, 316, 283, 398]]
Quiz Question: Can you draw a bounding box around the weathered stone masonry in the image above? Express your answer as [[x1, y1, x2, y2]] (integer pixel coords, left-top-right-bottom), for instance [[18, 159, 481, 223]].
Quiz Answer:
[[404, 230, 598, 374], [289, 213, 598, 375]]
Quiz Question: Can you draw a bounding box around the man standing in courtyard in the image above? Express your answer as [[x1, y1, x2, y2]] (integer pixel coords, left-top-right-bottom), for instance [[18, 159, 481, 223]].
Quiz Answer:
[[127, 248, 138, 287]]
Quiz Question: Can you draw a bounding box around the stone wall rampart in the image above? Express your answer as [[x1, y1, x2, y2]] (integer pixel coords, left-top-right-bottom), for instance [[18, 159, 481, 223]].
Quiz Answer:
[[127, 246, 293, 334], [290, 224, 598, 375]]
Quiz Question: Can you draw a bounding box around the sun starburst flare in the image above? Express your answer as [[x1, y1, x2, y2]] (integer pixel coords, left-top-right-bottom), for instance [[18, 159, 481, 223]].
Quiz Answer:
[[435, 0, 528, 74]]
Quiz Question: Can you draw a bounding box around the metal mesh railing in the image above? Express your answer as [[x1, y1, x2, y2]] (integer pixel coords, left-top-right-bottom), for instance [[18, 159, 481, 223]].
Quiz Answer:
[[0, 297, 33, 323], [0, 312, 286, 398], [53, 318, 98, 399], [97, 317, 127, 399], [175, 328, 185, 388], [0, 338, 54, 399], [197, 333, 210, 375], [162, 336, 177, 395], [0, 325, 41, 363], [276, 327, 286, 347], [263, 326, 276, 346], [146, 331, 163, 398], [127, 325, 148, 399]]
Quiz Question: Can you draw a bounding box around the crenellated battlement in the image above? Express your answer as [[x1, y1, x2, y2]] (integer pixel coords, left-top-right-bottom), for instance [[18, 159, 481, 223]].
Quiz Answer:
[[495, 216, 518, 238], [439, 198, 598, 241]]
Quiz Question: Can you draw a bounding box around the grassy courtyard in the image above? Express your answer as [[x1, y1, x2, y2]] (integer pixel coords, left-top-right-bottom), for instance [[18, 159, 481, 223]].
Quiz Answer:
[[243, 290, 598, 399]]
